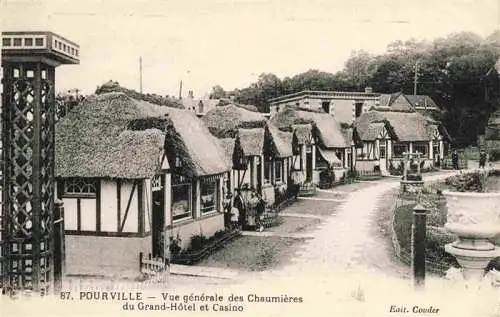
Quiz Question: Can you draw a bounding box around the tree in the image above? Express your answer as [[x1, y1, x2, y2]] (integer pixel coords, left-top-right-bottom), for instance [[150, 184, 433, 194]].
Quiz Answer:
[[209, 85, 227, 99], [343, 50, 377, 90]]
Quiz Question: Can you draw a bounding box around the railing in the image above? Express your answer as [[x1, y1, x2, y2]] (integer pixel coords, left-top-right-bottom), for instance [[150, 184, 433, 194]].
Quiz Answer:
[[356, 169, 382, 180], [139, 253, 169, 283], [440, 157, 468, 170], [298, 182, 316, 197]]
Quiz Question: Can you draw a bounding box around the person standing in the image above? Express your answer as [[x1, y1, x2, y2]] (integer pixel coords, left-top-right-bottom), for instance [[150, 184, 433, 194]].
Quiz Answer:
[[255, 193, 266, 232], [451, 150, 459, 170], [479, 150, 487, 169], [223, 192, 232, 229], [230, 204, 240, 231]]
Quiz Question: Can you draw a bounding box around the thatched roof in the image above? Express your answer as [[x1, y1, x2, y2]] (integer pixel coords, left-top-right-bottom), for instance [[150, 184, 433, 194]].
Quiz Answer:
[[354, 110, 441, 142], [358, 122, 385, 141], [56, 93, 168, 179], [164, 109, 231, 176], [56, 92, 229, 179], [271, 106, 347, 148], [266, 124, 293, 158], [295, 110, 348, 148], [217, 138, 235, 167], [202, 104, 266, 138], [292, 124, 314, 145], [95, 81, 183, 109], [238, 128, 265, 156], [236, 103, 260, 112], [341, 127, 353, 145], [271, 106, 314, 130]]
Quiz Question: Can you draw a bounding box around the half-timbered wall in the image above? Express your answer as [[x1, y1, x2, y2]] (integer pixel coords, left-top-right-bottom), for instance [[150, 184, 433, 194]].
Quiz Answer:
[[58, 177, 156, 277], [356, 142, 376, 160], [58, 178, 151, 236]]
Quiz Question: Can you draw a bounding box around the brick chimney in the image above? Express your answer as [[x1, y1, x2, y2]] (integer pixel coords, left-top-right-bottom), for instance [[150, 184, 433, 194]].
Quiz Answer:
[[364, 86, 373, 93]]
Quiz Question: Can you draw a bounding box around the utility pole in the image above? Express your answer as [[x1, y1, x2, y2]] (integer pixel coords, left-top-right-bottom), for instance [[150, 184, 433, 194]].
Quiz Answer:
[[179, 80, 183, 99], [413, 60, 420, 96], [139, 56, 143, 93]]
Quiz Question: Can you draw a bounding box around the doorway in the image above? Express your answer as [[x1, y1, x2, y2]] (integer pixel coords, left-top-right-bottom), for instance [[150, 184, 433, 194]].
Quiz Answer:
[[306, 152, 313, 181], [355, 102, 363, 118], [379, 141, 387, 174], [152, 175, 165, 258]]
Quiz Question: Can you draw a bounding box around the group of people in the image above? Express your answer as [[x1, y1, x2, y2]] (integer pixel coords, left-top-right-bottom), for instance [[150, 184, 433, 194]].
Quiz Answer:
[[222, 190, 267, 232], [451, 149, 489, 169]]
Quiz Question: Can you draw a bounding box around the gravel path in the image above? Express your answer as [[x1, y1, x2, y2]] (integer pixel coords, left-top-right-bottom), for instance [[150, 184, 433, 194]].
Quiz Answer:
[[261, 170, 466, 280]]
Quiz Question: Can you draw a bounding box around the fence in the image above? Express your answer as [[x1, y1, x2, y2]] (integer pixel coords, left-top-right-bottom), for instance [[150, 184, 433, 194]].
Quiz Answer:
[[440, 157, 468, 170], [298, 182, 316, 197], [390, 186, 452, 276], [356, 169, 382, 180], [139, 253, 169, 284]]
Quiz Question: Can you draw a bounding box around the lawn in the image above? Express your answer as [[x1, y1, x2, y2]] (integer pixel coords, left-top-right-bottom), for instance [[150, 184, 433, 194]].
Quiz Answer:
[[197, 236, 308, 272], [266, 216, 322, 234]]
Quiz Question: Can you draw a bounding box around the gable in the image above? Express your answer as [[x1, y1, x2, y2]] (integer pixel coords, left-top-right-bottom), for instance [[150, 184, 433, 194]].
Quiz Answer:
[[390, 94, 414, 111], [378, 126, 391, 140], [432, 127, 442, 140]]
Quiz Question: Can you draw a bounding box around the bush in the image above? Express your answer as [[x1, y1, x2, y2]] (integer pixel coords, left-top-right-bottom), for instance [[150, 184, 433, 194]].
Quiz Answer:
[[444, 171, 487, 192], [319, 168, 336, 188], [389, 160, 404, 176], [393, 201, 458, 268], [490, 149, 500, 162], [187, 233, 207, 252], [346, 169, 358, 179]]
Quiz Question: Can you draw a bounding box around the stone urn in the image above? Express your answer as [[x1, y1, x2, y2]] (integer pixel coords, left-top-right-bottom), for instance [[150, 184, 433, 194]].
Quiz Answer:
[[443, 190, 500, 281]]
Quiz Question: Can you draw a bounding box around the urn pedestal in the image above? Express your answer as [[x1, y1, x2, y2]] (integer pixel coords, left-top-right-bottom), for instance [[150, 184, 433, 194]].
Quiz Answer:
[[443, 190, 500, 281]]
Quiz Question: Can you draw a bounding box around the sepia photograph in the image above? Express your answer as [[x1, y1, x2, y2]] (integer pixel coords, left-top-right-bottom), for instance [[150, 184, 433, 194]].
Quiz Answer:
[[2, 0, 500, 316]]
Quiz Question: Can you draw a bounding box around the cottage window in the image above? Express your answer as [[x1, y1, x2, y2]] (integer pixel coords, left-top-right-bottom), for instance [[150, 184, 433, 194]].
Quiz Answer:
[[264, 159, 271, 183], [171, 183, 192, 221], [62, 178, 97, 197], [392, 143, 408, 158], [201, 180, 219, 214], [379, 143, 386, 159], [275, 160, 282, 183], [152, 175, 163, 191], [413, 142, 428, 158]]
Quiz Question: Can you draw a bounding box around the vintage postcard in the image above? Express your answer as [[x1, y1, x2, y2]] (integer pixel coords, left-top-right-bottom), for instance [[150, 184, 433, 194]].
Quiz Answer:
[[2, 0, 500, 316]]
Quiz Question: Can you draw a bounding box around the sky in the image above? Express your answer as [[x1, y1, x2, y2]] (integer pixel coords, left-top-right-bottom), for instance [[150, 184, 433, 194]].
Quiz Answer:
[[2, 0, 500, 98]]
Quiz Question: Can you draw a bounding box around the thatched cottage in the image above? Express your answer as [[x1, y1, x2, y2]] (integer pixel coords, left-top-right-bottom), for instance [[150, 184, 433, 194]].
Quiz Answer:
[[353, 109, 451, 174], [202, 104, 293, 204], [271, 106, 349, 184], [56, 92, 230, 276]]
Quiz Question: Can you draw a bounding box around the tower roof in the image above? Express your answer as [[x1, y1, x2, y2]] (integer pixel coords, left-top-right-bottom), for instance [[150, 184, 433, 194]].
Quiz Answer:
[[2, 31, 79, 65]]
